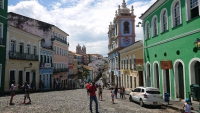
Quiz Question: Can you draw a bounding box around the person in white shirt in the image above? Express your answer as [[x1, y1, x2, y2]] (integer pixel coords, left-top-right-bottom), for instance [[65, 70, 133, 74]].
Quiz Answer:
[[183, 98, 192, 113], [9, 83, 17, 105]]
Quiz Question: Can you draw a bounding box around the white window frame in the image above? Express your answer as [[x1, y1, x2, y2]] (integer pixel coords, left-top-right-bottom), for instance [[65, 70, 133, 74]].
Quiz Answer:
[[185, 0, 200, 21], [27, 44, 31, 54], [171, 0, 182, 28], [160, 8, 168, 33], [0, 23, 3, 39], [145, 21, 150, 40], [151, 15, 158, 37], [0, 0, 4, 9], [33, 46, 37, 55], [10, 40, 16, 52], [0, 64, 2, 87]]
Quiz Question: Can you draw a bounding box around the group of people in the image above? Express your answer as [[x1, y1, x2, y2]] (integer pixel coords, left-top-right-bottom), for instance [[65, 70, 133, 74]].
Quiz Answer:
[[110, 86, 126, 104], [9, 81, 32, 105]]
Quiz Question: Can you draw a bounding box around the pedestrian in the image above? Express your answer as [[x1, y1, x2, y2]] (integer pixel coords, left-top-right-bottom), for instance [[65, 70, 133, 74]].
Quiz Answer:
[[111, 88, 115, 104], [183, 98, 192, 113], [9, 81, 17, 105], [85, 82, 91, 96], [114, 85, 118, 99], [119, 87, 123, 99], [88, 81, 99, 113], [19, 82, 31, 104], [98, 85, 103, 101], [122, 86, 126, 99]]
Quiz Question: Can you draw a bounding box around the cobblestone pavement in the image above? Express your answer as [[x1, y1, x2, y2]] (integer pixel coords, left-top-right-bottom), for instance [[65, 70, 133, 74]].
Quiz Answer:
[[0, 89, 177, 113]]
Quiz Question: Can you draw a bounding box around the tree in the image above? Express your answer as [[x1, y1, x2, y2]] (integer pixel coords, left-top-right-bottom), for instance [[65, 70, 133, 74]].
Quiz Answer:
[[82, 68, 90, 81]]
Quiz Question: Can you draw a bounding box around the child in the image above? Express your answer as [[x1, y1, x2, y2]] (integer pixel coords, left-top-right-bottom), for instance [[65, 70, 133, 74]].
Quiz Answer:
[[19, 82, 31, 104], [183, 98, 192, 113], [9, 83, 17, 105], [111, 88, 115, 104]]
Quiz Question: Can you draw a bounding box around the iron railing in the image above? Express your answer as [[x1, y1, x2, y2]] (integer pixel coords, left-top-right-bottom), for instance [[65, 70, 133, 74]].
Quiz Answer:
[[9, 51, 39, 61]]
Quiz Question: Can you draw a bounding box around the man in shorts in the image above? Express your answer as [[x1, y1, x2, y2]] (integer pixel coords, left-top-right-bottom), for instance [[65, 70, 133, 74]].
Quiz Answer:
[[19, 82, 31, 104]]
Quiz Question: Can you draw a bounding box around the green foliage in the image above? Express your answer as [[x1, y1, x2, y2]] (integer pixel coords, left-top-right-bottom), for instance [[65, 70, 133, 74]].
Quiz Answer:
[[82, 68, 89, 79]]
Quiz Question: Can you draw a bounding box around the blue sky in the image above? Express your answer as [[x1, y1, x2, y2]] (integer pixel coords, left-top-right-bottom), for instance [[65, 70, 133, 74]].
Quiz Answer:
[[8, 0, 155, 56]]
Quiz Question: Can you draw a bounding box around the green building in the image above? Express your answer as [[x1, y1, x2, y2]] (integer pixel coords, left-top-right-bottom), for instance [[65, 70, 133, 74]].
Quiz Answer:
[[140, 0, 200, 101], [0, 0, 8, 92]]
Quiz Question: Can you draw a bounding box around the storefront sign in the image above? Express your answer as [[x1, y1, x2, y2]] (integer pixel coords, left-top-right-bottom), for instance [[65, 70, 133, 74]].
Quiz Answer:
[[160, 60, 172, 69], [136, 65, 144, 71]]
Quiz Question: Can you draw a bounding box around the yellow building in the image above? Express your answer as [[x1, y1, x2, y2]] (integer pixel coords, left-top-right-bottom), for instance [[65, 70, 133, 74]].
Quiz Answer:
[[73, 59, 78, 75], [5, 25, 41, 91], [118, 40, 144, 90]]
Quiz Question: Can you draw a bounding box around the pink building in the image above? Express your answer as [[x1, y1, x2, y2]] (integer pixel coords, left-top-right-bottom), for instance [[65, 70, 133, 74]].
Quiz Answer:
[[52, 26, 69, 89]]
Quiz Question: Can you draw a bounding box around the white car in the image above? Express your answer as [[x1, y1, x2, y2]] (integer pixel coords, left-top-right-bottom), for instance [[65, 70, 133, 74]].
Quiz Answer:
[[129, 87, 163, 107]]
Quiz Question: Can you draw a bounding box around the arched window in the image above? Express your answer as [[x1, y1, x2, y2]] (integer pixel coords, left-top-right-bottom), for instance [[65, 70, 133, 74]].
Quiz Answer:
[[152, 16, 158, 36], [171, 0, 182, 27], [186, 0, 199, 21], [124, 21, 130, 34], [160, 9, 168, 33], [146, 22, 150, 39]]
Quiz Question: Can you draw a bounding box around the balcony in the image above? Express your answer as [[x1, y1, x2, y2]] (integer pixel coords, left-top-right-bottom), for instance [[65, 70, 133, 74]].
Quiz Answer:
[[40, 63, 53, 68], [52, 36, 67, 44], [41, 45, 53, 50], [9, 51, 39, 61], [53, 68, 69, 73]]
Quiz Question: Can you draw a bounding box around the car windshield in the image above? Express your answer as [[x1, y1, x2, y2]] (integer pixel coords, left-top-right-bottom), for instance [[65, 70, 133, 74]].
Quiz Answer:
[[146, 90, 160, 94]]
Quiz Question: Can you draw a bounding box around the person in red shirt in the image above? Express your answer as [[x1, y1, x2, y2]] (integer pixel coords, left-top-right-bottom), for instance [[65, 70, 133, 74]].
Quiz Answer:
[[88, 81, 99, 113]]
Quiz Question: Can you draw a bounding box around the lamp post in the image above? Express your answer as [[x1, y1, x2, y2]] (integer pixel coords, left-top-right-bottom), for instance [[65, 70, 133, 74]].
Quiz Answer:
[[24, 63, 32, 71], [194, 38, 200, 50]]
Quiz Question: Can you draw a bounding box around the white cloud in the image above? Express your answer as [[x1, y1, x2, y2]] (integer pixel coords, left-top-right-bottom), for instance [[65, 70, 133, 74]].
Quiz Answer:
[[8, 0, 155, 57]]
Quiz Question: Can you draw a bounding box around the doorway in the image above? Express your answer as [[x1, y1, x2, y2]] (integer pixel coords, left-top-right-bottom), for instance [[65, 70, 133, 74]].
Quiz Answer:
[[194, 61, 200, 101], [26, 72, 30, 84], [139, 71, 144, 86], [154, 64, 159, 88], [163, 69, 170, 94], [178, 63, 184, 99], [9, 70, 15, 88]]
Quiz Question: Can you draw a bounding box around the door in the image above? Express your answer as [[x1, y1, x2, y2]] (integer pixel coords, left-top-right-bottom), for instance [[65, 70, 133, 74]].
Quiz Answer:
[[18, 71, 23, 86], [26, 72, 30, 85], [178, 63, 184, 99], [139, 71, 144, 86], [9, 71, 15, 89]]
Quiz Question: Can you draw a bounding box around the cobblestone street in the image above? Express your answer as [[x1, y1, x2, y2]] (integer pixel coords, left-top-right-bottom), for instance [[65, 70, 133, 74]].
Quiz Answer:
[[0, 89, 177, 113]]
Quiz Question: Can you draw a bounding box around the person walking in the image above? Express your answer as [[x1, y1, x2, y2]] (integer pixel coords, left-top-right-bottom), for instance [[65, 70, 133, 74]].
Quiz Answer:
[[119, 87, 123, 99], [111, 88, 115, 104], [88, 81, 99, 113], [183, 98, 192, 113], [98, 85, 103, 101], [19, 82, 31, 104], [114, 85, 118, 99], [122, 86, 126, 99], [9, 82, 17, 105]]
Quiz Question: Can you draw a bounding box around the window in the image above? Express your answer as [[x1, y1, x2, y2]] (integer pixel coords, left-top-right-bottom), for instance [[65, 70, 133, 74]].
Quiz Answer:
[[56, 47, 59, 54], [60, 48, 61, 55], [0, 0, 3, 9], [19, 43, 24, 54], [161, 9, 168, 32], [115, 24, 117, 35], [18, 71, 23, 86], [44, 55, 46, 63], [10, 40, 16, 52], [124, 21, 130, 34], [172, 1, 181, 27], [126, 58, 128, 69], [0, 64, 1, 87], [152, 17, 158, 36], [146, 22, 150, 39], [130, 58, 132, 69], [47, 56, 49, 63], [27, 45, 31, 54], [33, 46, 37, 55], [0, 23, 2, 38], [133, 55, 136, 70], [54, 46, 56, 54], [186, 0, 199, 20]]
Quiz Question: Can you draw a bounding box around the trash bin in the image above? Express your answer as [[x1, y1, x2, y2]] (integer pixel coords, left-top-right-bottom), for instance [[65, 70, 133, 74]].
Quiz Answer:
[[164, 93, 170, 104]]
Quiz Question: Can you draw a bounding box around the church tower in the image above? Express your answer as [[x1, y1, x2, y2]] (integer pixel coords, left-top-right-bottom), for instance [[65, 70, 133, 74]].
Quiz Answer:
[[76, 43, 81, 54], [82, 45, 86, 54]]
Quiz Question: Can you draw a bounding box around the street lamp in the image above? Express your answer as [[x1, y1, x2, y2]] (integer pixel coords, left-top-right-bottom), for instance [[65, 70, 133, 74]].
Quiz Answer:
[[194, 38, 200, 50], [24, 63, 32, 71]]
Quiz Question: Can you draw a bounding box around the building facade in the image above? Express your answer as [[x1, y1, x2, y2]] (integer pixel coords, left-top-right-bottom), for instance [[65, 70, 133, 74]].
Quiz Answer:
[[108, 0, 136, 86], [118, 40, 144, 89], [5, 25, 41, 91], [140, 0, 200, 101], [0, 0, 8, 91]]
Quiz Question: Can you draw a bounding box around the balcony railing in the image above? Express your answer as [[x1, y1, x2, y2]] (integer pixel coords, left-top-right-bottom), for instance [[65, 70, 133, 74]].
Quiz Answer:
[[9, 51, 39, 61], [0, 38, 3, 45], [41, 45, 53, 50], [40, 63, 53, 68], [53, 68, 69, 73], [52, 36, 67, 44]]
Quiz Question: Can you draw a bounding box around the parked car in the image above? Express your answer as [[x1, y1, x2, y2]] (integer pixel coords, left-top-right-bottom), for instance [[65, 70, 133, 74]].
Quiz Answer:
[[129, 87, 163, 107]]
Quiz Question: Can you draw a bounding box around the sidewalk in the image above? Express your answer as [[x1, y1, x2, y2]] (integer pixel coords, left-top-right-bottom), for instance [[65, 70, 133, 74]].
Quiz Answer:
[[163, 100, 199, 113], [125, 88, 199, 113]]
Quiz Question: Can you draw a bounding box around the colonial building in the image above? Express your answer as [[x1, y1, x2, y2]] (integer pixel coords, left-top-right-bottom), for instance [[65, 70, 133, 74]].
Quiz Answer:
[[108, 0, 136, 86], [76, 44, 87, 64], [140, 0, 200, 101], [5, 25, 41, 91], [118, 40, 144, 89], [0, 0, 7, 91]]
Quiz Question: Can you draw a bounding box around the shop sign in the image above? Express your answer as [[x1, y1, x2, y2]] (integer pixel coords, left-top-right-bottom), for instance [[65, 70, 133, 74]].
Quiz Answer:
[[136, 65, 144, 71], [160, 60, 172, 69]]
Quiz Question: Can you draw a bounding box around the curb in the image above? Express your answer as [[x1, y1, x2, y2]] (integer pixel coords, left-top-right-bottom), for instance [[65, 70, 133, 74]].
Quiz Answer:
[[163, 104, 199, 113]]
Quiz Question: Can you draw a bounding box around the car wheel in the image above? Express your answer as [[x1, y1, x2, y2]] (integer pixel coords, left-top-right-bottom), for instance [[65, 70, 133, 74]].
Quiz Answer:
[[140, 99, 144, 107], [129, 96, 133, 102]]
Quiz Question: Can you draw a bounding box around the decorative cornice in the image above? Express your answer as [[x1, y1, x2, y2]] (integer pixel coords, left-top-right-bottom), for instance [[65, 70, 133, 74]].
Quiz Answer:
[[145, 28, 200, 48]]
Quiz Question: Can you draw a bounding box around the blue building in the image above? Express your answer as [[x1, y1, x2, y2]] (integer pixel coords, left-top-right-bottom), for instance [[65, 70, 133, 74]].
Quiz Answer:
[[39, 46, 53, 89]]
